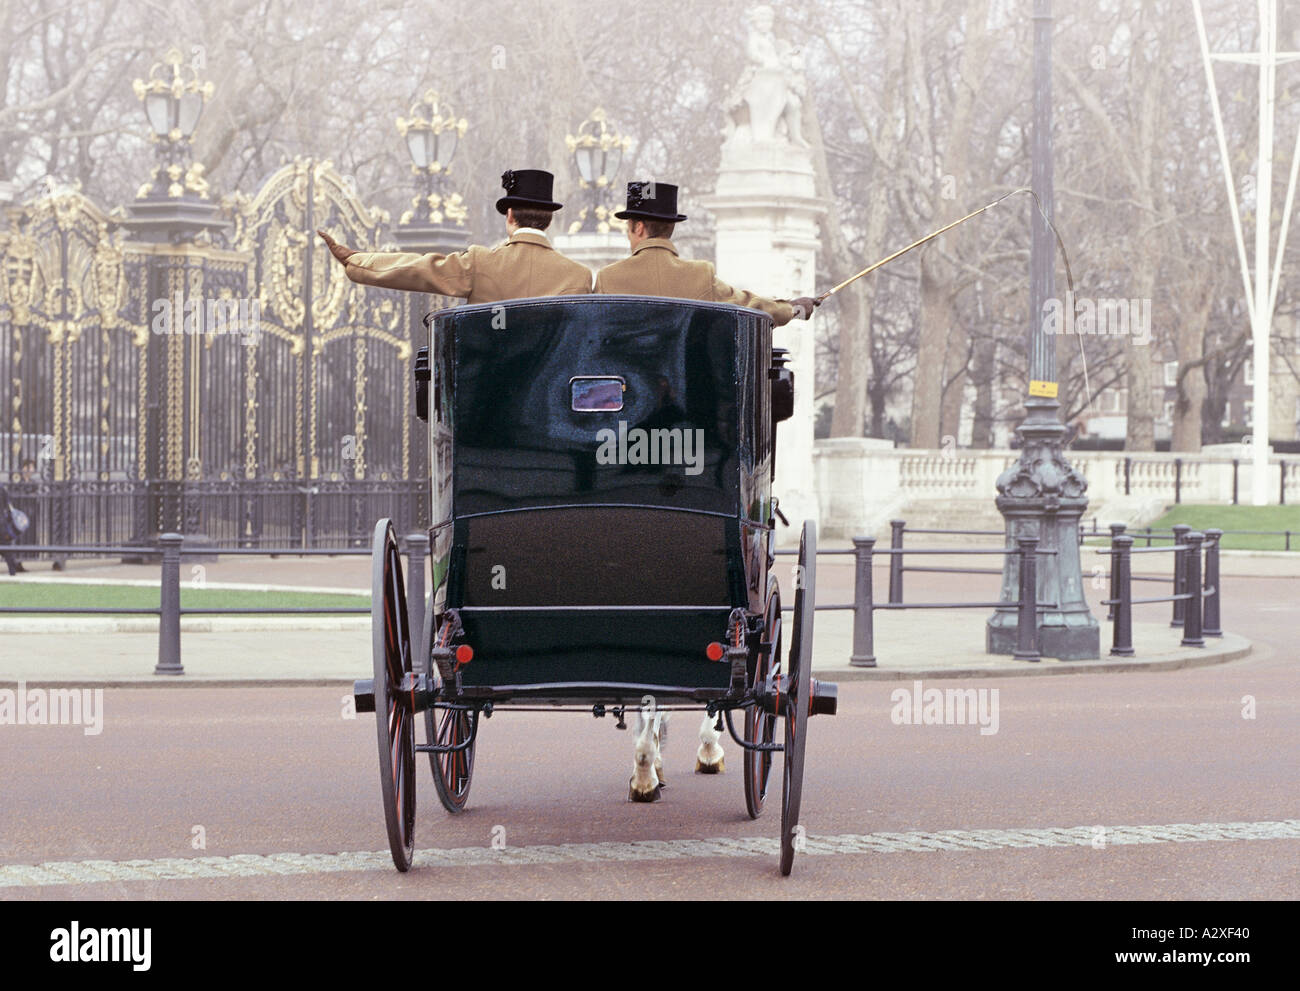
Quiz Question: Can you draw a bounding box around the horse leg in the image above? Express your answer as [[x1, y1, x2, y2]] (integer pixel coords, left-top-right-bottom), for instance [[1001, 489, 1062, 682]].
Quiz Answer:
[[695, 712, 725, 773], [629, 711, 664, 802]]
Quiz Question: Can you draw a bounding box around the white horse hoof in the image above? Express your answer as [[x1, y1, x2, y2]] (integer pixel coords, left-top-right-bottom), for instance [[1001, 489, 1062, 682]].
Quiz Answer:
[[628, 778, 663, 803], [696, 713, 725, 773]]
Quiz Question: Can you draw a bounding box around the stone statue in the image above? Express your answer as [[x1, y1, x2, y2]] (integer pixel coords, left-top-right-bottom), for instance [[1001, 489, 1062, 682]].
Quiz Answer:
[[724, 5, 810, 149]]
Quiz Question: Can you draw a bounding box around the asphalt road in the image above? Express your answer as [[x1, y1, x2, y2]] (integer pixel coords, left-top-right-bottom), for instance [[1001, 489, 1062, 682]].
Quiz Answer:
[[0, 568, 1295, 901]]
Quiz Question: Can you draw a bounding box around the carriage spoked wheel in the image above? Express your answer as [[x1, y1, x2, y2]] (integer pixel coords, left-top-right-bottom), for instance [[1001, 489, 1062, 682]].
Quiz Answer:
[[779, 520, 816, 876], [744, 583, 781, 820], [371, 518, 416, 872]]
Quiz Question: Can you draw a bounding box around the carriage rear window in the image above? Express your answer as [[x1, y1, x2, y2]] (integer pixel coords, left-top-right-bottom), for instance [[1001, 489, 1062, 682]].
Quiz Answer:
[[570, 376, 625, 411]]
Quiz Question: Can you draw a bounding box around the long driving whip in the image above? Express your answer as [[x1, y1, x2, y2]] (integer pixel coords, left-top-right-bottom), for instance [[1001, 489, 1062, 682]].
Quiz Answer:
[[815, 186, 1074, 302], [814, 185, 1091, 413]]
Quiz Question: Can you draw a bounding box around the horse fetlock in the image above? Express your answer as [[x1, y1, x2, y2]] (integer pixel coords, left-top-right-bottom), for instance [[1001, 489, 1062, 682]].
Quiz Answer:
[[695, 713, 726, 773]]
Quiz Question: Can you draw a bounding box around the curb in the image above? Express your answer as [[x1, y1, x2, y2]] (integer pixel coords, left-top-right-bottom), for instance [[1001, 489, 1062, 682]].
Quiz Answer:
[[815, 633, 1252, 681]]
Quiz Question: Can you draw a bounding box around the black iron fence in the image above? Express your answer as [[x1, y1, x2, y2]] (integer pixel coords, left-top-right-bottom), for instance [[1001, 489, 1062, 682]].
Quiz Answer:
[[0, 534, 429, 677], [778, 533, 1058, 666], [793, 520, 1227, 666], [1, 479, 425, 550], [1079, 516, 1296, 551], [3, 523, 1228, 675], [1099, 527, 1222, 656], [1117, 455, 1295, 505]]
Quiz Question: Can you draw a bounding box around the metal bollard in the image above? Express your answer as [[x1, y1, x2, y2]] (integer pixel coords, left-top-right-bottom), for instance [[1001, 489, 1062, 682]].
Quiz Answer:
[[406, 532, 429, 661], [1170, 523, 1191, 627], [1013, 536, 1041, 662], [850, 536, 876, 668], [888, 519, 905, 605], [1107, 523, 1126, 621], [1111, 535, 1134, 657], [1202, 528, 1223, 637], [155, 533, 184, 676], [1181, 531, 1205, 647]]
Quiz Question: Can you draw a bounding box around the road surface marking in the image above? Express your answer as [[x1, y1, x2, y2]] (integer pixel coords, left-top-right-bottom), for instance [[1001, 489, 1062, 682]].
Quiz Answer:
[[2, 818, 1297, 888]]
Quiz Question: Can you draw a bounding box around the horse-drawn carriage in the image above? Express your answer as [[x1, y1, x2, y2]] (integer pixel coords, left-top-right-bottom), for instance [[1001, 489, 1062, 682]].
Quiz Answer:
[[353, 294, 836, 875]]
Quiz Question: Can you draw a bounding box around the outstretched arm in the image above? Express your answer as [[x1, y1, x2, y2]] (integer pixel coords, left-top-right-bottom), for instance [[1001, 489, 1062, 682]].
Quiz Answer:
[[316, 229, 473, 297], [709, 268, 819, 325]]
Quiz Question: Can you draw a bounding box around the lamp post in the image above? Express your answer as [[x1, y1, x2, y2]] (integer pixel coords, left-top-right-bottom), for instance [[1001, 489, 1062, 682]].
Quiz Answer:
[[986, 0, 1099, 660], [393, 90, 469, 252], [127, 47, 223, 240], [564, 108, 630, 234]]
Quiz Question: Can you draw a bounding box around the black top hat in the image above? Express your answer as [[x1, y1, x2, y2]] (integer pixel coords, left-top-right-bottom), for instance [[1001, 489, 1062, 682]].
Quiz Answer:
[[495, 169, 563, 215], [614, 181, 688, 223]]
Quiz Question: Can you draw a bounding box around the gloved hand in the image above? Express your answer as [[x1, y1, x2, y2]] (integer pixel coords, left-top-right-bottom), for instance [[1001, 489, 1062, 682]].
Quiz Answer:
[[788, 296, 821, 320], [317, 229, 356, 264]]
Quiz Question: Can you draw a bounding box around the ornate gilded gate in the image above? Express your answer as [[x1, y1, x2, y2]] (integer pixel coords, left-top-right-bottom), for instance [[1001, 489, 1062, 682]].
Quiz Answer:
[[0, 160, 437, 547], [0, 188, 148, 545], [215, 157, 429, 544]]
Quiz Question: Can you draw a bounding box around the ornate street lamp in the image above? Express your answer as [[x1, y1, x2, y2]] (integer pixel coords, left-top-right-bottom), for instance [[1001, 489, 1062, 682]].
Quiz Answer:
[[565, 108, 630, 234], [132, 48, 214, 201], [987, 0, 1098, 660], [396, 91, 468, 227]]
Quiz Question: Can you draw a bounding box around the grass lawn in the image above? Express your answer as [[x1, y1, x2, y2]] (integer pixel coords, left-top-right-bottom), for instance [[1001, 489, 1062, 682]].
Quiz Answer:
[[1092, 505, 1300, 551], [0, 582, 369, 615]]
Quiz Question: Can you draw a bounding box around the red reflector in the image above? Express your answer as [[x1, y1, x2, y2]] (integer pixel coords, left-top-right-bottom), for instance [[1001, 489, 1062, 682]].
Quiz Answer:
[[455, 645, 474, 664], [706, 642, 725, 661]]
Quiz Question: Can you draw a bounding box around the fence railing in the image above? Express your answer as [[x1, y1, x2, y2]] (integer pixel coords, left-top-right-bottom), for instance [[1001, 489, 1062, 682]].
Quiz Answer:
[[778, 532, 1058, 665], [1096, 525, 1222, 655], [0, 478, 425, 550], [1079, 516, 1296, 551], [3, 522, 1228, 675], [796, 520, 1226, 666], [0, 533, 430, 677], [1117, 456, 1295, 505]]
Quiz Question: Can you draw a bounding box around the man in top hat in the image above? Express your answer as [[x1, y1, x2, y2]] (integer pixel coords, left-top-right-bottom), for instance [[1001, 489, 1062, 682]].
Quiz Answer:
[[594, 181, 819, 324], [318, 169, 591, 302]]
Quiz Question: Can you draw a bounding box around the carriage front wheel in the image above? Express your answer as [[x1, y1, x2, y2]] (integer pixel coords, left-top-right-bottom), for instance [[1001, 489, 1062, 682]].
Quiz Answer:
[[779, 520, 815, 876], [371, 518, 416, 871]]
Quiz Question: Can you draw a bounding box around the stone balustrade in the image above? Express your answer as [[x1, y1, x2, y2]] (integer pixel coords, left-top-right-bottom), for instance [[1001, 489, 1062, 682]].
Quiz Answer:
[[814, 439, 1297, 538]]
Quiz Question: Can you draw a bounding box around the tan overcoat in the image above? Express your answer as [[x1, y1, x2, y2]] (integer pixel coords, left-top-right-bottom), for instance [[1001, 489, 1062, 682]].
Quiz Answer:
[[344, 230, 592, 303], [593, 237, 796, 325]]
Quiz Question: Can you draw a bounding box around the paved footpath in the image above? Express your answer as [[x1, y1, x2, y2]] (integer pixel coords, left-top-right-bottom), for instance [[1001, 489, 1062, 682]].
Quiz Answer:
[[0, 539, 1265, 685]]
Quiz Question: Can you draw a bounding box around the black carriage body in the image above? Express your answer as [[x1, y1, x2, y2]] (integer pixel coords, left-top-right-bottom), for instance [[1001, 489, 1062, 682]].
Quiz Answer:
[[427, 295, 776, 704]]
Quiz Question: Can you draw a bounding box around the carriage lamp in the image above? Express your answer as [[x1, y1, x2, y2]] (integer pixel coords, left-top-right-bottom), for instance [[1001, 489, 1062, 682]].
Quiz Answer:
[[565, 108, 631, 234], [397, 91, 469, 226], [131, 48, 214, 200]]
